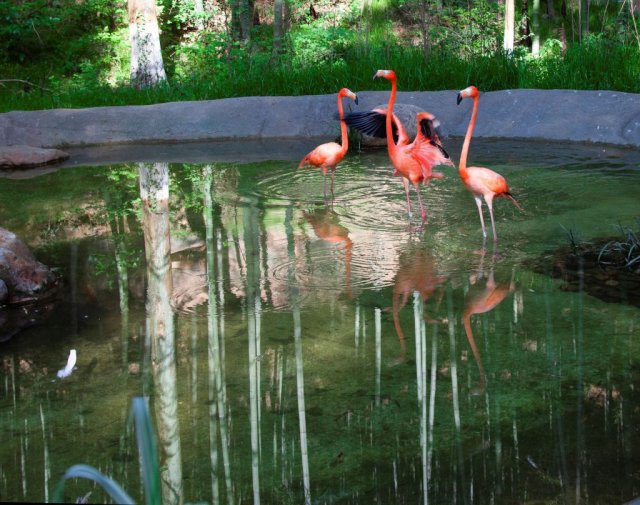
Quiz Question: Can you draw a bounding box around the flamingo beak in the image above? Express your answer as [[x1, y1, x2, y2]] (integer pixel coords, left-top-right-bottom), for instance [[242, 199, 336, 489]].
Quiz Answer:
[[354, 95, 359, 105], [456, 92, 463, 105], [372, 71, 379, 80]]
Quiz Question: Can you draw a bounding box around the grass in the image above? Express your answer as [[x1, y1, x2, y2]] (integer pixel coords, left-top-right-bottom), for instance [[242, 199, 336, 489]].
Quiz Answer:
[[2, 38, 639, 113], [597, 222, 640, 270]]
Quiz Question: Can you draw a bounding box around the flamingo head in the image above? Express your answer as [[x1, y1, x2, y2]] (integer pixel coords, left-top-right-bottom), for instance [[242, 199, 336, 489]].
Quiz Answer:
[[457, 85, 479, 104], [416, 112, 455, 167], [373, 69, 396, 81], [416, 111, 436, 122], [339, 87, 358, 104], [417, 111, 444, 140]]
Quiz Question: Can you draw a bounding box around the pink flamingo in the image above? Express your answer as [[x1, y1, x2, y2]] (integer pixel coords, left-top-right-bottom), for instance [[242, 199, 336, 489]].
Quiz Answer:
[[298, 88, 358, 192], [463, 257, 514, 393], [347, 70, 453, 222], [457, 85, 522, 242]]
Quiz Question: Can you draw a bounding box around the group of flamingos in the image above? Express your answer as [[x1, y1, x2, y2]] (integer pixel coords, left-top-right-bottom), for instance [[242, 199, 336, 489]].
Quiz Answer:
[[298, 69, 522, 243]]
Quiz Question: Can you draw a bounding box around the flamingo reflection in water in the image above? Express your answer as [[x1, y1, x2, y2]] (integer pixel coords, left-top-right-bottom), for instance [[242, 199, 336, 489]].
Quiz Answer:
[[390, 244, 448, 364], [462, 254, 515, 394], [302, 206, 353, 298]]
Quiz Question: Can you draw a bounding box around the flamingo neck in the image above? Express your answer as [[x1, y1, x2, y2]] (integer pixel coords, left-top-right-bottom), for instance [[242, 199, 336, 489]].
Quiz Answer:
[[337, 93, 349, 157], [386, 78, 397, 151], [459, 94, 478, 179]]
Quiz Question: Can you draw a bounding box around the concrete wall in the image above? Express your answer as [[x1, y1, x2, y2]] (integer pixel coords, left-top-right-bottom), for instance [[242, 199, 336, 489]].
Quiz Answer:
[[1, 89, 640, 148]]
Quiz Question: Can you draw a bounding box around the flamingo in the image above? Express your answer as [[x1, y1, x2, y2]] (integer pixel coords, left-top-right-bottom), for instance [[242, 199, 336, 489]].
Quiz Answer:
[[457, 85, 522, 243], [303, 207, 353, 298], [390, 244, 447, 363], [362, 70, 453, 223], [462, 256, 514, 393], [298, 87, 358, 193]]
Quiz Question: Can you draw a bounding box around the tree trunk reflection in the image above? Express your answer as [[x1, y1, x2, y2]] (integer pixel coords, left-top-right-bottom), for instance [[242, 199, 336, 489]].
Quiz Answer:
[[139, 162, 183, 505]]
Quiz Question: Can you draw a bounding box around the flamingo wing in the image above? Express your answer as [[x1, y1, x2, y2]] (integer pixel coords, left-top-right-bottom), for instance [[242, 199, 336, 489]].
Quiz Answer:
[[409, 121, 453, 177], [416, 116, 452, 162], [470, 167, 510, 194], [300, 142, 342, 169], [342, 110, 405, 144]]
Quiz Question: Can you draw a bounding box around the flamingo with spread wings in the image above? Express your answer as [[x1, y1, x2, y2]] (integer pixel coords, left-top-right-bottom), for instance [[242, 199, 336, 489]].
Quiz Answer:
[[345, 70, 453, 222]]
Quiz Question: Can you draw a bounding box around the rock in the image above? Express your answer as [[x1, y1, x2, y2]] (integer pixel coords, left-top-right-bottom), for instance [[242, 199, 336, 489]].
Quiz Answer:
[[0, 301, 55, 343], [0, 227, 57, 303], [0, 145, 69, 169], [0, 279, 7, 304]]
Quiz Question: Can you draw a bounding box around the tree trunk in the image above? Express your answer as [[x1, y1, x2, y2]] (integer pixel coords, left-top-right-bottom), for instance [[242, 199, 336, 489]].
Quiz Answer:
[[580, 0, 589, 40], [139, 162, 184, 505], [128, 0, 167, 88], [521, 0, 532, 49], [419, 0, 430, 60], [194, 0, 205, 30], [546, 0, 555, 20], [532, 0, 540, 55], [231, 0, 253, 42], [504, 0, 515, 53], [273, 0, 284, 56]]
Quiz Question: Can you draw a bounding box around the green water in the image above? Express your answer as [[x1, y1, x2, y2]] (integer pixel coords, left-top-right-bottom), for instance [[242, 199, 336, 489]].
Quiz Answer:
[[0, 139, 639, 504]]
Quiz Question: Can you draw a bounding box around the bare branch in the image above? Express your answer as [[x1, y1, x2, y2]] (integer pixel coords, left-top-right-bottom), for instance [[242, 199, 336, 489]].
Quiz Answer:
[[0, 79, 52, 92]]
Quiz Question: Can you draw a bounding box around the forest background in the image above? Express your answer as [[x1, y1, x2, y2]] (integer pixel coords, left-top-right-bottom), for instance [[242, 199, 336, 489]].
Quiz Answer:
[[1, 0, 640, 112]]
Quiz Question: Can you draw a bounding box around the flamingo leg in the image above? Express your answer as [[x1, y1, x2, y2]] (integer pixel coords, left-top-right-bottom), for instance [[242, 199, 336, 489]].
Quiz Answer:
[[485, 196, 498, 242], [415, 184, 426, 223], [330, 169, 336, 197], [463, 315, 487, 394], [474, 196, 487, 240], [322, 168, 329, 200], [402, 178, 412, 218]]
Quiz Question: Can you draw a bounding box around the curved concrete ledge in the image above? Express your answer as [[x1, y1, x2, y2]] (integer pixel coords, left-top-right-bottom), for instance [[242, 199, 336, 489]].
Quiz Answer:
[[1, 89, 640, 148]]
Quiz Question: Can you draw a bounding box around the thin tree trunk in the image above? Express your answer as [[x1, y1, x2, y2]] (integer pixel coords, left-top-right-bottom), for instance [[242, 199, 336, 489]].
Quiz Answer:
[[231, 0, 242, 39], [546, 0, 555, 20], [521, 0, 532, 49], [532, 0, 540, 55], [273, 0, 284, 56], [504, 0, 515, 53], [128, 0, 167, 88], [580, 0, 589, 40], [419, 0, 430, 60], [194, 0, 204, 30], [139, 162, 183, 505], [239, 0, 252, 43]]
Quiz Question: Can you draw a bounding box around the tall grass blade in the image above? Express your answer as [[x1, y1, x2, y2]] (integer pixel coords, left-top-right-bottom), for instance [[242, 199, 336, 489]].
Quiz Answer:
[[129, 396, 161, 505], [52, 464, 135, 504]]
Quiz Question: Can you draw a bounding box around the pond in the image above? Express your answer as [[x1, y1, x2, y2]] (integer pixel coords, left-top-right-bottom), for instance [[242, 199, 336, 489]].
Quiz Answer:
[[0, 138, 639, 504]]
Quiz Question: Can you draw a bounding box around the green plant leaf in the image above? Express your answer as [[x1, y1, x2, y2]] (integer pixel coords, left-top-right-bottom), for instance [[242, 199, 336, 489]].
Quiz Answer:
[[52, 464, 135, 504], [129, 396, 162, 505]]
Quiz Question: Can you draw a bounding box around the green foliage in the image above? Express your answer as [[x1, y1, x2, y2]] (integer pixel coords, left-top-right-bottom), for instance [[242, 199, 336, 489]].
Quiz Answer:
[[0, 0, 125, 78], [2, 0, 640, 111], [290, 24, 352, 66], [436, 1, 503, 57]]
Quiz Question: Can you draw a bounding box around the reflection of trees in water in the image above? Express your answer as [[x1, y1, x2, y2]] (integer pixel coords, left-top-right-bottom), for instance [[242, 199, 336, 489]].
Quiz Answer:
[[139, 162, 183, 505], [202, 165, 234, 504], [11, 163, 637, 504]]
